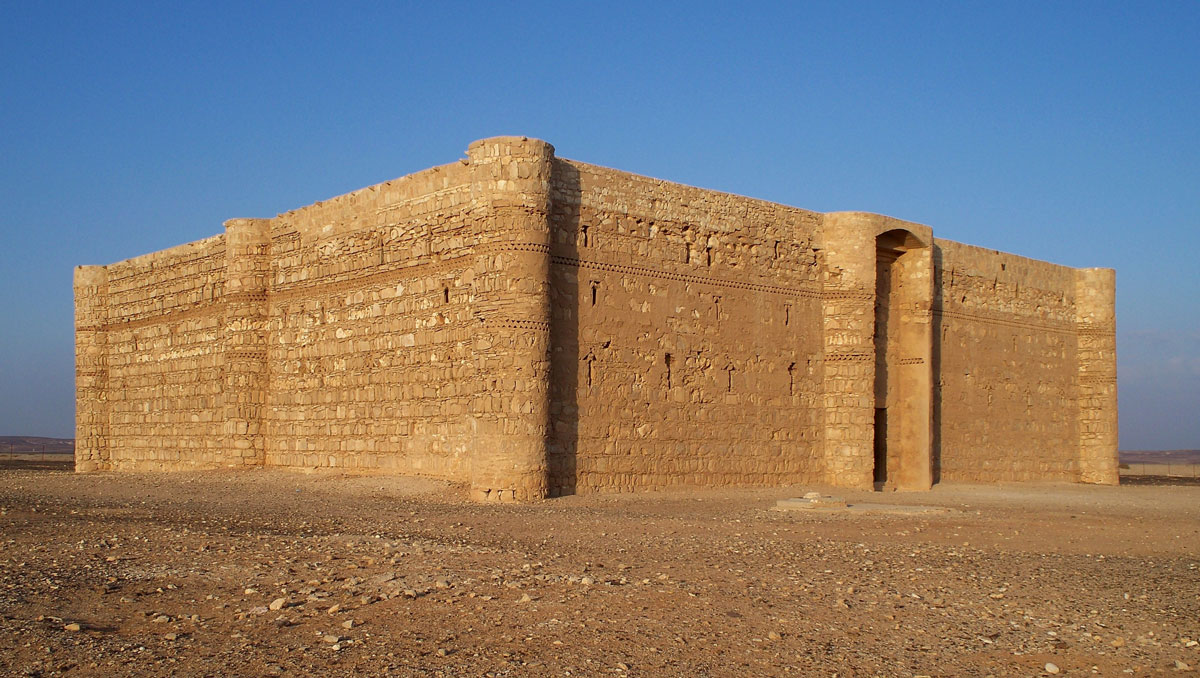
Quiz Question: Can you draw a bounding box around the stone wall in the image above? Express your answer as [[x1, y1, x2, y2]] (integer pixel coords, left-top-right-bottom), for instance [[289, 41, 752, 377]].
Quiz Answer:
[[262, 159, 478, 481], [84, 236, 229, 470], [546, 159, 826, 494], [932, 240, 1116, 483], [75, 135, 1119, 498]]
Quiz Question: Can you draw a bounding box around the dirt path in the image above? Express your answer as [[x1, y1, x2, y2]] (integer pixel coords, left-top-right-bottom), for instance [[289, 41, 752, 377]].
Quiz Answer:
[[1, 465, 1197, 677]]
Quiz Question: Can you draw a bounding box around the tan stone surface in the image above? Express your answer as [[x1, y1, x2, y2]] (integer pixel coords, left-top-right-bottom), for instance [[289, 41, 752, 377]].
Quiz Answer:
[[74, 136, 1118, 497]]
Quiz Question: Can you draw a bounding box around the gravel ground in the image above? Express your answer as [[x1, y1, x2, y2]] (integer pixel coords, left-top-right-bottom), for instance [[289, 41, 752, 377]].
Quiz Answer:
[[0, 461, 1197, 677]]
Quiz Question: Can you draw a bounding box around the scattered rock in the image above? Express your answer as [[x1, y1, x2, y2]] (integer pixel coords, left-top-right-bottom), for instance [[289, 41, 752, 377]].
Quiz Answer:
[[64, 623, 82, 632], [269, 597, 288, 611], [1045, 662, 1060, 674]]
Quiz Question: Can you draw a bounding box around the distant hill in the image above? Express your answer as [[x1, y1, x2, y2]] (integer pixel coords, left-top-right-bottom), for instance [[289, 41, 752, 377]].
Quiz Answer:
[[1120, 449, 1200, 464], [2, 438, 1193, 464], [0, 437, 75, 455]]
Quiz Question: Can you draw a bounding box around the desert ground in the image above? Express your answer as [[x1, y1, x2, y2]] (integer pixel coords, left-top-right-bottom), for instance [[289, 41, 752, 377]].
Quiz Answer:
[[1, 460, 1197, 677]]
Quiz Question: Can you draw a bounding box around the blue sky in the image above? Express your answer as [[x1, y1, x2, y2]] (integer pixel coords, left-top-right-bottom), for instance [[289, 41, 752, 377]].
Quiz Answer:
[[1, 1, 1196, 449]]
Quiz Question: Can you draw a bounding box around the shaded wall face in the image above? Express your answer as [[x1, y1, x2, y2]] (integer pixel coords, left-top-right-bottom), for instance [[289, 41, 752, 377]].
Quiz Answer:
[[546, 160, 826, 494], [933, 241, 1080, 482]]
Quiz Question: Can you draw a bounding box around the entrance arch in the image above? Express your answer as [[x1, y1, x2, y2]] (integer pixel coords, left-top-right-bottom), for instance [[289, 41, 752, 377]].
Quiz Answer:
[[873, 229, 933, 490]]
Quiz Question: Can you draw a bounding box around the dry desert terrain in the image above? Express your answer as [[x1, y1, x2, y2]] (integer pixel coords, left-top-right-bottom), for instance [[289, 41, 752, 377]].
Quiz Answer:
[[1, 459, 1197, 677]]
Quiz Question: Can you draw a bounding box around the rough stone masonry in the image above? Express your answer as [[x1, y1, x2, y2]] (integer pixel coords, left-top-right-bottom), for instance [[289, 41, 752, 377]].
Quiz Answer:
[[74, 136, 1118, 500]]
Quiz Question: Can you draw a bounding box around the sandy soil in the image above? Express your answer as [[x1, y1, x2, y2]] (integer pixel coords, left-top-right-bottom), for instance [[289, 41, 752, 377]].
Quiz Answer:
[[1, 461, 1197, 677]]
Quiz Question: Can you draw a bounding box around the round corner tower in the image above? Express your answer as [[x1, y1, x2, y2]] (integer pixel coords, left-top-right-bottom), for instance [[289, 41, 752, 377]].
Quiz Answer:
[[465, 136, 556, 502]]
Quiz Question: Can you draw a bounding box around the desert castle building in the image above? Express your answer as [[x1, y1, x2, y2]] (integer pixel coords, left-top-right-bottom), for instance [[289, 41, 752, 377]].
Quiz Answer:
[[74, 136, 1118, 500]]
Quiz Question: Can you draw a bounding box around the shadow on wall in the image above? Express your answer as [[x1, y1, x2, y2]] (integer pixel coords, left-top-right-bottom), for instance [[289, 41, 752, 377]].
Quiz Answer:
[[547, 159, 581, 496], [931, 243, 945, 485]]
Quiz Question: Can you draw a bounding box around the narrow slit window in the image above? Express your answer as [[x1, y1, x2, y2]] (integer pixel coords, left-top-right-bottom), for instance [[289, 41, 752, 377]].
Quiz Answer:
[[581, 225, 590, 248], [590, 281, 599, 307], [443, 287, 450, 304], [726, 366, 734, 393], [785, 304, 791, 326], [665, 353, 673, 389], [788, 362, 796, 395], [705, 247, 712, 266]]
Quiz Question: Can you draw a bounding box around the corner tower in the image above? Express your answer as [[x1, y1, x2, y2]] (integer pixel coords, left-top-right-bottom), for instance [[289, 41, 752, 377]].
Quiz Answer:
[[222, 218, 271, 467], [74, 265, 110, 472], [465, 137, 556, 501], [1075, 268, 1119, 484]]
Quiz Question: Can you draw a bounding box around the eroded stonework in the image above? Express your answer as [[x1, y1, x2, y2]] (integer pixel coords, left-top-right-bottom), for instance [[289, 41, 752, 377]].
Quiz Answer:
[[74, 136, 1119, 500]]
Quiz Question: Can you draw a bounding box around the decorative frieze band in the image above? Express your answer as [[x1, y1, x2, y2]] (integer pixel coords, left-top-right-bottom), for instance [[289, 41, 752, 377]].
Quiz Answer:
[[226, 350, 269, 361], [225, 292, 268, 304], [824, 351, 873, 363], [479, 318, 552, 332], [102, 302, 224, 332], [551, 253, 823, 300], [933, 307, 1076, 336], [820, 289, 874, 302]]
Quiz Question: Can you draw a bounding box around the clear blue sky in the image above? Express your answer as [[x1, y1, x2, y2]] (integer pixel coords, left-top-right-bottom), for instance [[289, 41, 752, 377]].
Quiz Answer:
[[1, 1, 1196, 449]]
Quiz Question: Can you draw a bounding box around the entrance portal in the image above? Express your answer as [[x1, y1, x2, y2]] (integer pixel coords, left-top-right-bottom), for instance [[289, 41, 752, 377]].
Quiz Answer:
[[873, 230, 933, 490]]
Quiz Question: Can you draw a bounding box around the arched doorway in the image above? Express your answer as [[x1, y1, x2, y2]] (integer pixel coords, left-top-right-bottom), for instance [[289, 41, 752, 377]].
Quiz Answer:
[[873, 229, 933, 490]]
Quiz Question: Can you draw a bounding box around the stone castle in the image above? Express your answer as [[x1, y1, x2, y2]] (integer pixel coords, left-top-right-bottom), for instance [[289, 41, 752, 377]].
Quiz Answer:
[[74, 136, 1118, 500]]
